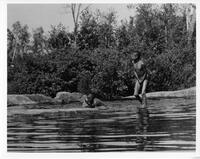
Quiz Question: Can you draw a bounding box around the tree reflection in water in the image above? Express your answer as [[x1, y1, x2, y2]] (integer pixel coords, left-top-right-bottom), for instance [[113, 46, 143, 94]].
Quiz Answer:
[[77, 113, 100, 152]]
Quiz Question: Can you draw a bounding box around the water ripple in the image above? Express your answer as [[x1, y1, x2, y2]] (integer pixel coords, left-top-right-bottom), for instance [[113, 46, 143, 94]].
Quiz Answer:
[[7, 97, 196, 152]]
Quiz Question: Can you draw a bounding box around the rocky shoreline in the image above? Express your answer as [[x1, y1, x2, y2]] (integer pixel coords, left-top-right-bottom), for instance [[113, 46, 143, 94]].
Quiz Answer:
[[7, 87, 195, 106], [124, 87, 196, 99]]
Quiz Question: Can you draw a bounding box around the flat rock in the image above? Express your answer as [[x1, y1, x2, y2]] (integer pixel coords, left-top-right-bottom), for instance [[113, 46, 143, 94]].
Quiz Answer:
[[8, 95, 37, 106], [55, 92, 83, 104], [7, 87, 196, 106], [124, 87, 196, 99], [25, 94, 57, 104]]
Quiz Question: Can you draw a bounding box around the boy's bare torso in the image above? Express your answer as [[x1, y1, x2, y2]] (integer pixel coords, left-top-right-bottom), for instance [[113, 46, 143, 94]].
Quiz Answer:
[[133, 59, 147, 82]]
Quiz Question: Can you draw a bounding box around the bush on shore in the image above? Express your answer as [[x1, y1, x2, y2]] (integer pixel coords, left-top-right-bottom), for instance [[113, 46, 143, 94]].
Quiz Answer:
[[7, 4, 196, 99]]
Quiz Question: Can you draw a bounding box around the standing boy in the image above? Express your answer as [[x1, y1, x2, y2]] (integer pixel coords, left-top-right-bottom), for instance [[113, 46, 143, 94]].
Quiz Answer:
[[131, 51, 150, 108]]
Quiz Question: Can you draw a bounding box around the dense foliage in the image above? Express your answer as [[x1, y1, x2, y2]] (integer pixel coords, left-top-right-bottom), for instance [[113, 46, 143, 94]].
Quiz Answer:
[[7, 4, 196, 99]]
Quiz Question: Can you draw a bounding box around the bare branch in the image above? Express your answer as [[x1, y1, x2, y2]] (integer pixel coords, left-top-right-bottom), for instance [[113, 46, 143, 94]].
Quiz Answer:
[[71, 4, 76, 25], [75, 4, 82, 25]]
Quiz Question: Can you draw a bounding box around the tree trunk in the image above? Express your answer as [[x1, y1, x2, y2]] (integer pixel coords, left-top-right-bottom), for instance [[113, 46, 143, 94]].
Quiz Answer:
[[186, 4, 196, 45]]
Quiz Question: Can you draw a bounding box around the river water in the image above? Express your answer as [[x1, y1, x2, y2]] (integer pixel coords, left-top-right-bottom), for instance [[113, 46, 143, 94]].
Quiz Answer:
[[7, 97, 196, 152]]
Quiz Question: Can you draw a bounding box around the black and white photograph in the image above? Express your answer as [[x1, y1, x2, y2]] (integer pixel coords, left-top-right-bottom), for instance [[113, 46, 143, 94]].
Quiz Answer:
[[5, 2, 197, 155]]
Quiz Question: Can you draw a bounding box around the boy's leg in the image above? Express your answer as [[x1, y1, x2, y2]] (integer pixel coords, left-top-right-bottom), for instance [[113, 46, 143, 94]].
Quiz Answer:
[[134, 80, 142, 104], [141, 79, 148, 108]]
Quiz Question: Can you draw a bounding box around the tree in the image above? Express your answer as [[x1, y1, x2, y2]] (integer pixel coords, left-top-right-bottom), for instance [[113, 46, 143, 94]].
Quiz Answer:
[[97, 10, 117, 48], [185, 4, 196, 45], [48, 23, 71, 50], [9, 21, 30, 62], [66, 4, 91, 47], [32, 27, 48, 54], [7, 29, 15, 62], [115, 17, 135, 50], [77, 9, 117, 49], [77, 9, 100, 49]]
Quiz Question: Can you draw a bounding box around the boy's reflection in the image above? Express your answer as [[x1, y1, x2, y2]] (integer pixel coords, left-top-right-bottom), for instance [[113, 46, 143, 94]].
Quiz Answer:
[[135, 107, 149, 151]]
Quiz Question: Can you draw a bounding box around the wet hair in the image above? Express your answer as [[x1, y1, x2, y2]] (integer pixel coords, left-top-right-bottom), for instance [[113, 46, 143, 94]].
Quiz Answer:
[[86, 93, 95, 107], [131, 50, 141, 59], [87, 93, 95, 99]]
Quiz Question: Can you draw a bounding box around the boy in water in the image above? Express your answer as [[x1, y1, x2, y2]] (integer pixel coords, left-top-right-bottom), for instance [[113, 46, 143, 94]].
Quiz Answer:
[[131, 51, 150, 108], [82, 93, 95, 108]]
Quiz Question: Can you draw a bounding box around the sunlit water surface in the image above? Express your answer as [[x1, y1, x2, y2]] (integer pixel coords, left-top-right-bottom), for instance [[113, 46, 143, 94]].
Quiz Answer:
[[7, 97, 195, 152]]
